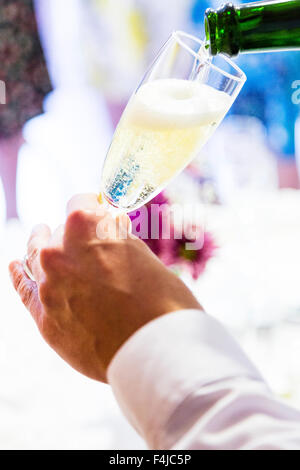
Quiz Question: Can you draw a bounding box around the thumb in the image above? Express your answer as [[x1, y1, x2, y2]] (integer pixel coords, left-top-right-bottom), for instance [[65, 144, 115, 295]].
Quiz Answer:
[[9, 260, 42, 323]]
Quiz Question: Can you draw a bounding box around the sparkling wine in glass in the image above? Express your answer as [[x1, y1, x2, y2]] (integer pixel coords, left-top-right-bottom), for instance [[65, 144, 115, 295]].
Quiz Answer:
[[101, 31, 246, 212]]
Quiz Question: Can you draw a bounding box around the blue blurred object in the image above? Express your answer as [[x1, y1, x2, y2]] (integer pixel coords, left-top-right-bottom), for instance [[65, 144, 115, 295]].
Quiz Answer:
[[190, 0, 210, 25], [190, 0, 300, 160], [233, 51, 300, 159]]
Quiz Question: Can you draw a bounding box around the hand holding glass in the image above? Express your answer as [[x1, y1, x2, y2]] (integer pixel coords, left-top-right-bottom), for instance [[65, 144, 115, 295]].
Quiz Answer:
[[23, 32, 245, 281]]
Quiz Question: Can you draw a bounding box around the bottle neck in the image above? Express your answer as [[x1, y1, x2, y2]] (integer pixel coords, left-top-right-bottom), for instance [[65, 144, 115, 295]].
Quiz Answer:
[[205, 0, 300, 57], [205, 3, 240, 57]]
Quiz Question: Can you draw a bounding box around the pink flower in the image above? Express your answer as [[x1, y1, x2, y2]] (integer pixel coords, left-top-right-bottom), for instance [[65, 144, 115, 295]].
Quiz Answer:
[[129, 191, 170, 258], [129, 191, 217, 279], [164, 230, 217, 280]]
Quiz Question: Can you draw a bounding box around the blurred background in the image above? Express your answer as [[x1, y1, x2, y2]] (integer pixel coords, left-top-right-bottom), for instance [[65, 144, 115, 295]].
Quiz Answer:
[[1, 0, 300, 449]]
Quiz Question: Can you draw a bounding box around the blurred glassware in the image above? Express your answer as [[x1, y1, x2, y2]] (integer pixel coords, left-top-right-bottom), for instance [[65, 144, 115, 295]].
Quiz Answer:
[[198, 115, 279, 204], [198, 189, 300, 330]]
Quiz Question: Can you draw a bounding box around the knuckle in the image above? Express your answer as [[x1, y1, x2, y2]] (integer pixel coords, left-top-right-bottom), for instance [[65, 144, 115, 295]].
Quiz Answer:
[[66, 210, 97, 242], [99, 237, 124, 252]]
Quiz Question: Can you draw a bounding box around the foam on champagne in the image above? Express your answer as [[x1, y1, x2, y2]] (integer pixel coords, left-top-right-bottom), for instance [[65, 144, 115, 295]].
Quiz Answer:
[[126, 79, 232, 129]]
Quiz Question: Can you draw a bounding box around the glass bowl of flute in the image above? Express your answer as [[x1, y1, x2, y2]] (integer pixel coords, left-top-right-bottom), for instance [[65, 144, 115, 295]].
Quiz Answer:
[[100, 31, 246, 213]]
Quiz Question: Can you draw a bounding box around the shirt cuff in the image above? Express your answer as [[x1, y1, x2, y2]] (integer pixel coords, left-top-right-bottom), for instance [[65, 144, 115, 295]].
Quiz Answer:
[[107, 309, 266, 449]]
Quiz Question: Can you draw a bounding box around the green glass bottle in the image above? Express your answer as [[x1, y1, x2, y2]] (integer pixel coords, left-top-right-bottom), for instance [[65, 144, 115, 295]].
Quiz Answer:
[[205, 0, 300, 57]]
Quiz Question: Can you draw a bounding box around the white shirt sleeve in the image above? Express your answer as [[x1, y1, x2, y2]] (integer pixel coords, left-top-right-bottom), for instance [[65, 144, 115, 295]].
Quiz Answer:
[[107, 309, 300, 450]]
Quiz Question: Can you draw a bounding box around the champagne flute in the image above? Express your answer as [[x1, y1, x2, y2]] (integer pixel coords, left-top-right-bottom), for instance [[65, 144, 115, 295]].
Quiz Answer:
[[100, 31, 246, 213]]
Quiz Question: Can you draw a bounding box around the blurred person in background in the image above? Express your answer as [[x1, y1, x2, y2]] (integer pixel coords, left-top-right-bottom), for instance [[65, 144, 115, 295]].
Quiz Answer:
[[0, 0, 52, 220]]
